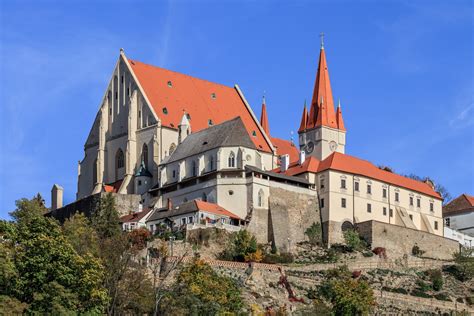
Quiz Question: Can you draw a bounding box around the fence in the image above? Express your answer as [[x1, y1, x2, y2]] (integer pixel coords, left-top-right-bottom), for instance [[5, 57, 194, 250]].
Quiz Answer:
[[186, 222, 242, 232], [164, 256, 282, 272], [379, 290, 474, 313]]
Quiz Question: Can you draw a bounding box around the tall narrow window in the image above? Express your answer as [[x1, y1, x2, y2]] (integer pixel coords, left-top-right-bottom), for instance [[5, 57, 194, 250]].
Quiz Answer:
[[382, 188, 387, 198], [93, 158, 98, 185], [445, 218, 450, 227], [341, 198, 346, 208], [320, 198, 325, 208], [434, 221, 438, 230], [141, 143, 148, 168], [115, 149, 124, 181], [169, 143, 176, 155], [202, 192, 207, 202], [354, 182, 359, 192], [367, 184, 372, 195], [320, 179, 325, 189], [258, 190, 264, 207], [341, 179, 346, 189], [210, 155, 214, 170], [228, 152, 235, 168], [409, 196, 414, 206], [383, 207, 387, 216], [417, 198, 421, 208], [395, 192, 399, 202], [192, 160, 197, 177], [367, 203, 372, 213], [430, 202, 434, 212]]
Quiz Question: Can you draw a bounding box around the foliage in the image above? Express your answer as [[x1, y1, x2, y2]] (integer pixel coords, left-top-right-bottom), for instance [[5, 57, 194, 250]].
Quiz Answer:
[[427, 269, 443, 291], [305, 222, 322, 245], [319, 266, 375, 315], [412, 244, 425, 257], [62, 212, 100, 256], [128, 227, 151, 250], [1, 197, 108, 314], [405, 174, 452, 204], [411, 289, 432, 299], [381, 287, 408, 295], [245, 248, 263, 262], [343, 229, 367, 252], [158, 258, 243, 315], [92, 193, 121, 239], [452, 248, 474, 281], [220, 230, 257, 262], [416, 280, 431, 292], [433, 292, 451, 301]]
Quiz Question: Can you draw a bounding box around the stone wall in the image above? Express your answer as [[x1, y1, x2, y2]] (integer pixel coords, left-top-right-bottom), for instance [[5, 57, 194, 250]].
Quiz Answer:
[[356, 220, 459, 260], [47, 192, 141, 223], [265, 186, 320, 253]]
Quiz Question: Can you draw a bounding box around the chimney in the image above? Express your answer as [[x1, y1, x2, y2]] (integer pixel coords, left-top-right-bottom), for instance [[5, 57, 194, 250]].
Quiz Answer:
[[51, 184, 64, 210], [424, 178, 435, 190], [167, 198, 172, 210], [280, 154, 290, 172], [299, 150, 306, 165]]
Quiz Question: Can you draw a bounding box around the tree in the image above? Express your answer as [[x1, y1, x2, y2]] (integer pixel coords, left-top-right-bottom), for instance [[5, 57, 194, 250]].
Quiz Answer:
[[158, 258, 243, 315], [343, 229, 367, 252], [1, 197, 108, 314], [63, 212, 100, 256], [405, 174, 452, 204], [452, 248, 474, 281], [92, 193, 121, 239], [220, 230, 258, 262]]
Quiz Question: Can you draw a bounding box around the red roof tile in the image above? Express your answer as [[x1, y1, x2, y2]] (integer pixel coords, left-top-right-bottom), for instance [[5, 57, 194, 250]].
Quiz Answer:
[[260, 98, 270, 135], [465, 194, 474, 207], [195, 200, 241, 219], [127, 58, 272, 152], [271, 137, 300, 164], [104, 180, 123, 193], [276, 152, 441, 199]]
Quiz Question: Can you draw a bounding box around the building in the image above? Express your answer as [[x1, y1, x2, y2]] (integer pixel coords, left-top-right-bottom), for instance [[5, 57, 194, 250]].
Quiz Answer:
[[443, 194, 474, 237], [119, 207, 153, 231], [51, 38, 453, 253]]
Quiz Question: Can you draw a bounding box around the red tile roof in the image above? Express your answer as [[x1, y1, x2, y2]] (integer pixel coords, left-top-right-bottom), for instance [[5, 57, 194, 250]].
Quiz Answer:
[[260, 99, 270, 135], [275, 152, 441, 199], [104, 180, 123, 193], [465, 194, 474, 207], [195, 200, 241, 219], [127, 58, 272, 153], [271, 137, 300, 164], [120, 208, 152, 223]]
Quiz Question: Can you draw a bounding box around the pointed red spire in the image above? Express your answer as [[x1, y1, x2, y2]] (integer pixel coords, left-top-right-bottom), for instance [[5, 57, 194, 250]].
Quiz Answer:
[[336, 99, 345, 131], [260, 96, 270, 135], [298, 101, 308, 132], [308, 44, 338, 130]]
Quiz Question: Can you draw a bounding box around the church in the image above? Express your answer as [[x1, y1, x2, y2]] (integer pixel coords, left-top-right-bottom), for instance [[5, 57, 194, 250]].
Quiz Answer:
[[53, 38, 450, 251]]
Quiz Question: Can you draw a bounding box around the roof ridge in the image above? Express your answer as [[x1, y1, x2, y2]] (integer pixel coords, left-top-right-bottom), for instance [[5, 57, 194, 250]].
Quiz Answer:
[[128, 58, 234, 89]]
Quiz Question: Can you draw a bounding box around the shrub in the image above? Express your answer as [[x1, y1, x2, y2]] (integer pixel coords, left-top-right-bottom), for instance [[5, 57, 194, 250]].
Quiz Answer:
[[343, 229, 367, 252], [244, 248, 263, 263], [262, 252, 294, 264], [219, 230, 257, 262], [305, 222, 322, 246], [416, 280, 431, 292], [362, 251, 374, 257], [412, 244, 425, 257], [427, 269, 443, 291], [411, 289, 432, 299], [433, 293, 451, 302], [466, 296, 474, 306], [453, 248, 474, 281]]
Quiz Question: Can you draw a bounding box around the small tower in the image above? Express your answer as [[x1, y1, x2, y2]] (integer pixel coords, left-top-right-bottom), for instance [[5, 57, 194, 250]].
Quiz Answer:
[[51, 184, 64, 210], [298, 37, 346, 160], [259, 95, 270, 135], [134, 161, 153, 195], [178, 112, 191, 144]]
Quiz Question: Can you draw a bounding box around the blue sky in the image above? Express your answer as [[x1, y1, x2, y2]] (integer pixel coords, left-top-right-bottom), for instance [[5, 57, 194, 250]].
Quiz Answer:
[[0, 0, 472, 218]]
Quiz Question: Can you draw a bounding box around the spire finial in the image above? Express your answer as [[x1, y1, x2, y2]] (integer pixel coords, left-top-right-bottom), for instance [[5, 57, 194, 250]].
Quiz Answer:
[[262, 90, 266, 104], [304, 99, 307, 107], [319, 32, 324, 49], [290, 130, 294, 145], [338, 98, 341, 109]]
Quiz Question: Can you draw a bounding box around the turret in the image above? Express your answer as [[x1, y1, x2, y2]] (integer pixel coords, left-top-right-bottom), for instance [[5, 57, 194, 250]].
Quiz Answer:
[[178, 112, 191, 144]]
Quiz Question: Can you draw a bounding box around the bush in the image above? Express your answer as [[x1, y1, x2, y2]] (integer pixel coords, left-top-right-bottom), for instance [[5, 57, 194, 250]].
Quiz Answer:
[[343, 229, 367, 252], [453, 248, 474, 281], [433, 293, 451, 302], [411, 289, 432, 299], [427, 269, 443, 291], [416, 280, 431, 292], [305, 222, 322, 246], [412, 244, 425, 257], [466, 296, 474, 306], [262, 252, 294, 264], [219, 230, 257, 262]]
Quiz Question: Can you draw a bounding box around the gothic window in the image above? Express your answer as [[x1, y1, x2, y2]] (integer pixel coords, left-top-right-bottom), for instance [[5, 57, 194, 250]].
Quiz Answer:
[[169, 143, 176, 155], [257, 190, 264, 207], [115, 149, 124, 181], [228, 152, 235, 168], [202, 192, 207, 202], [141, 143, 148, 168], [116, 149, 124, 169], [209, 155, 214, 170], [93, 158, 97, 186], [192, 160, 197, 177]]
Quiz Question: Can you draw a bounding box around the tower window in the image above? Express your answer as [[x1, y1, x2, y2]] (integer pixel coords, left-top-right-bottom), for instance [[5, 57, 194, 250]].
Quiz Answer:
[[389, 209, 393, 217], [258, 190, 264, 207], [320, 198, 325, 208], [115, 91, 118, 100], [445, 218, 450, 227], [409, 214, 413, 221], [252, 131, 257, 137], [320, 179, 325, 189], [228, 152, 236, 168], [186, 113, 191, 120], [208, 119, 213, 126]]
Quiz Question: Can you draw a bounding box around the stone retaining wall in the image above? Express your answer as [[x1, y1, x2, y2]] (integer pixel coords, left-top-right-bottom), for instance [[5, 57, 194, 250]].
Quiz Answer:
[[356, 220, 459, 260]]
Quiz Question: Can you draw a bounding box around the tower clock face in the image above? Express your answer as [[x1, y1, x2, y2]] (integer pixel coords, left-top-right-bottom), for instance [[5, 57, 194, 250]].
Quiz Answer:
[[329, 141, 338, 152], [306, 141, 314, 154]]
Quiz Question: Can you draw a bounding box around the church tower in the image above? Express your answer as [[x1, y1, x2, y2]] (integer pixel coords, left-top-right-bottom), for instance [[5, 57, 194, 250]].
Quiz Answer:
[[298, 37, 346, 160]]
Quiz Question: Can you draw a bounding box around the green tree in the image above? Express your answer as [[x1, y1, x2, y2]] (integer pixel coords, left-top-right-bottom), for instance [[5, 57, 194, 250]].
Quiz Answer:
[[343, 229, 367, 252], [92, 193, 121, 239], [221, 230, 258, 261], [305, 222, 323, 245], [63, 212, 100, 256], [453, 248, 474, 281], [1, 197, 108, 314], [159, 258, 242, 315]]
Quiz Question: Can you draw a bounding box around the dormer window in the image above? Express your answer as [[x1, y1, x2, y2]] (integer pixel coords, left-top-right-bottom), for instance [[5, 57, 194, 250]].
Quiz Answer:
[[162, 107, 168, 114], [252, 131, 257, 137], [211, 93, 216, 99], [167, 80, 172, 87], [186, 113, 191, 120], [208, 119, 213, 126]]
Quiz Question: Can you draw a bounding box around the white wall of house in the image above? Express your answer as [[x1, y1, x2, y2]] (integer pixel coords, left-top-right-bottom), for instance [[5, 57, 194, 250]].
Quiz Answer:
[[445, 212, 474, 237], [444, 227, 473, 249]]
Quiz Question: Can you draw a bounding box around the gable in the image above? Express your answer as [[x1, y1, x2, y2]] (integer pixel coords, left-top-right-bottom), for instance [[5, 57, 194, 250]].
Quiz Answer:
[[126, 58, 272, 153]]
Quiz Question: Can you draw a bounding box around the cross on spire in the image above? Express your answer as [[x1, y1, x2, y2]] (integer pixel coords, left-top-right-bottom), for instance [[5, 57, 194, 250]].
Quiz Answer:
[[319, 32, 324, 49]]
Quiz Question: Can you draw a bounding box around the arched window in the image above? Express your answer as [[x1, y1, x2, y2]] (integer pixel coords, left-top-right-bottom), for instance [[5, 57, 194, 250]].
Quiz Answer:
[[228, 152, 235, 168], [257, 190, 264, 207], [115, 149, 124, 181], [141, 143, 148, 167], [202, 192, 207, 202], [169, 143, 176, 155]]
